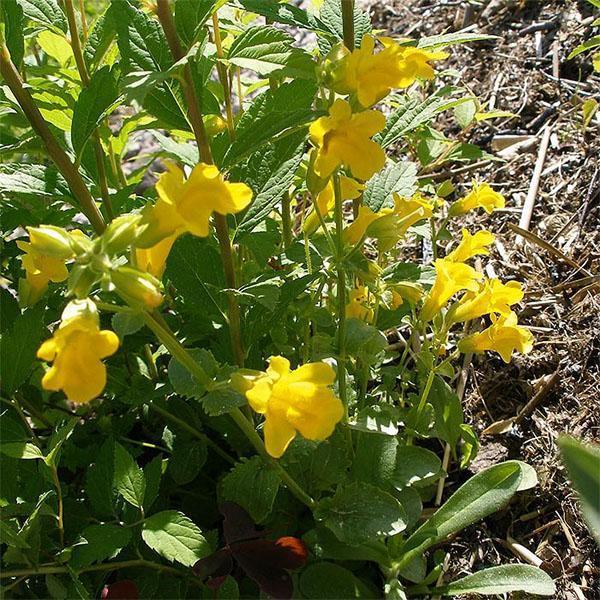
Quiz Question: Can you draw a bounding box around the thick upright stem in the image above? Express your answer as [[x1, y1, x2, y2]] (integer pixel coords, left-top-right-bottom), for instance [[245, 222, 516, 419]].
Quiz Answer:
[[155, 0, 245, 366], [0, 44, 105, 233], [64, 0, 114, 220], [341, 0, 355, 51]]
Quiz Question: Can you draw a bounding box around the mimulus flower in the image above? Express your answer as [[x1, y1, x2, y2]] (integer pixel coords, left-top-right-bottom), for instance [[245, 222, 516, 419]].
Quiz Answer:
[[309, 99, 386, 180], [420, 258, 482, 321], [449, 182, 505, 216], [303, 176, 364, 235], [446, 228, 495, 263], [137, 162, 253, 247], [136, 232, 178, 278], [37, 299, 119, 403], [17, 240, 69, 305], [449, 278, 524, 324], [458, 311, 533, 363], [346, 285, 374, 321], [331, 35, 448, 107], [343, 205, 392, 245], [245, 356, 344, 458]]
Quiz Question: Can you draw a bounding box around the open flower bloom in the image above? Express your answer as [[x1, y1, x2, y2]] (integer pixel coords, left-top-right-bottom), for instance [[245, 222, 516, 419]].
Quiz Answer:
[[303, 176, 364, 235], [449, 278, 524, 324], [343, 205, 392, 244], [245, 356, 344, 458], [446, 228, 495, 263], [17, 240, 70, 305], [346, 285, 374, 321], [137, 162, 253, 247], [37, 299, 119, 403], [448, 182, 505, 216], [136, 232, 179, 278], [309, 99, 386, 180], [420, 258, 482, 321], [458, 311, 534, 363], [331, 35, 448, 107]]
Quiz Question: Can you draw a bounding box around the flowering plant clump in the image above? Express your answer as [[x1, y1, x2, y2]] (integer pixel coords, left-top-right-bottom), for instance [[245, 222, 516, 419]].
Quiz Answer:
[[0, 1, 556, 598]]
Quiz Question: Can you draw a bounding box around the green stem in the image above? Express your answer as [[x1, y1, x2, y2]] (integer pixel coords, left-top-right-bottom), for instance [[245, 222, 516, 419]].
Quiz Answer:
[[0, 43, 105, 233], [229, 409, 316, 509], [341, 0, 355, 51], [407, 367, 436, 445], [49, 466, 64, 547]]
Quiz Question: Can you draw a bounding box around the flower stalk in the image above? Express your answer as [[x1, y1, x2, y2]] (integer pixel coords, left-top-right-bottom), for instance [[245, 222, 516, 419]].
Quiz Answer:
[[341, 0, 355, 51]]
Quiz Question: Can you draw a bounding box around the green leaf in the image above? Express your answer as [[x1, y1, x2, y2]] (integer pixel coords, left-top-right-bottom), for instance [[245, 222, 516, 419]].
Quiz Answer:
[[0, 164, 73, 199], [221, 456, 281, 523], [44, 418, 78, 467], [152, 130, 199, 167], [305, 526, 388, 564], [352, 432, 398, 489], [393, 446, 443, 490], [0, 304, 45, 396], [363, 160, 418, 212], [0, 520, 31, 549], [114, 442, 146, 509], [344, 319, 387, 365], [415, 31, 499, 50], [71, 66, 121, 159], [202, 387, 246, 416], [402, 461, 528, 555], [318, 0, 372, 53], [111, 0, 189, 130], [227, 26, 315, 79], [558, 436, 600, 544], [428, 375, 463, 447], [143, 455, 164, 511], [299, 562, 377, 599], [71, 524, 132, 568], [16, 0, 67, 33], [435, 564, 555, 596], [235, 0, 331, 35], [111, 311, 145, 339], [85, 437, 115, 516], [142, 510, 210, 567], [2, 0, 25, 66], [83, 8, 115, 71], [168, 348, 218, 398], [0, 442, 43, 460], [223, 80, 317, 168], [568, 35, 600, 59], [315, 481, 407, 544], [174, 0, 216, 48], [37, 30, 73, 65], [377, 87, 469, 149], [168, 438, 207, 485], [235, 132, 306, 235], [349, 404, 399, 436]]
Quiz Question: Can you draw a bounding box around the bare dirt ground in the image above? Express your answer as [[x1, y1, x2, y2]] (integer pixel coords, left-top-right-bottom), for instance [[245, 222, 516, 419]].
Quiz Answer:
[[369, 0, 599, 597]]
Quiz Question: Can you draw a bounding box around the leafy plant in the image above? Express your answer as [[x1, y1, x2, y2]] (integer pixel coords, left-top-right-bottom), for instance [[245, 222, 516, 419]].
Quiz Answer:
[[0, 0, 556, 597]]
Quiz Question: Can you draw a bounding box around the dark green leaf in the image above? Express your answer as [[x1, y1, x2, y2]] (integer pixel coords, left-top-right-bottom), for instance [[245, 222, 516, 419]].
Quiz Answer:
[[2, 0, 25, 66], [86, 437, 115, 516], [344, 318, 387, 365], [83, 8, 115, 71], [174, 0, 215, 48], [16, 0, 66, 32], [71, 524, 131, 568], [168, 348, 218, 398], [114, 442, 146, 509], [299, 562, 377, 599], [168, 439, 206, 484], [221, 456, 281, 523], [363, 160, 418, 212], [202, 387, 246, 416], [393, 446, 442, 490]]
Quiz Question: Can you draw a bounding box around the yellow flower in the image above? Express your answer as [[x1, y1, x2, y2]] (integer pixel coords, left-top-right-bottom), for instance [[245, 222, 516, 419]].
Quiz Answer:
[[446, 228, 495, 263], [309, 99, 386, 180], [420, 258, 482, 321], [343, 205, 391, 244], [136, 233, 179, 278], [37, 299, 119, 403], [137, 162, 253, 247], [303, 176, 364, 235], [346, 285, 374, 321], [449, 278, 524, 324], [331, 35, 448, 107], [458, 311, 533, 363], [384, 281, 423, 308], [16, 240, 69, 306], [449, 182, 505, 216], [245, 356, 344, 458]]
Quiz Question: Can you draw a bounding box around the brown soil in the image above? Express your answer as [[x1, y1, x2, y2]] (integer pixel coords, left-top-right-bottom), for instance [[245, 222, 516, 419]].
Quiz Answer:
[[370, 0, 600, 598]]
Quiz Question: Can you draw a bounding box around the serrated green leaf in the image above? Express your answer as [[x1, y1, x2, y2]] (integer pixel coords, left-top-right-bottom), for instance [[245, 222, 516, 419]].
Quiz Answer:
[[111, 311, 145, 339], [143, 455, 164, 511], [315, 481, 407, 544], [435, 564, 555, 596], [114, 442, 146, 509], [318, 0, 372, 53], [174, 0, 218, 48], [168, 348, 218, 398], [202, 387, 246, 416], [221, 456, 281, 523], [2, 0, 25, 66], [71, 66, 121, 159], [83, 8, 115, 71], [142, 510, 210, 567], [16, 0, 67, 33], [363, 160, 418, 212], [71, 524, 131, 568], [227, 26, 315, 79], [235, 0, 331, 34], [0, 164, 73, 199], [86, 437, 115, 517], [152, 130, 199, 167], [168, 438, 206, 484]]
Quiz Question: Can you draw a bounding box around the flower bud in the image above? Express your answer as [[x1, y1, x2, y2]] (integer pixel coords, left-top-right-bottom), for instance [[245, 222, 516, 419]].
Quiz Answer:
[[27, 226, 74, 259], [204, 115, 227, 137], [69, 229, 93, 255], [61, 297, 98, 324], [111, 266, 163, 308], [102, 214, 142, 255], [306, 149, 330, 196], [68, 264, 102, 299], [319, 42, 350, 91]]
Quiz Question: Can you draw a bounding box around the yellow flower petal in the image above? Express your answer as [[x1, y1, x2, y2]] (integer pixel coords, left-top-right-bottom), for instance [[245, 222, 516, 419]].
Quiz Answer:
[[449, 182, 505, 216], [446, 228, 495, 263], [263, 412, 297, 459]]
